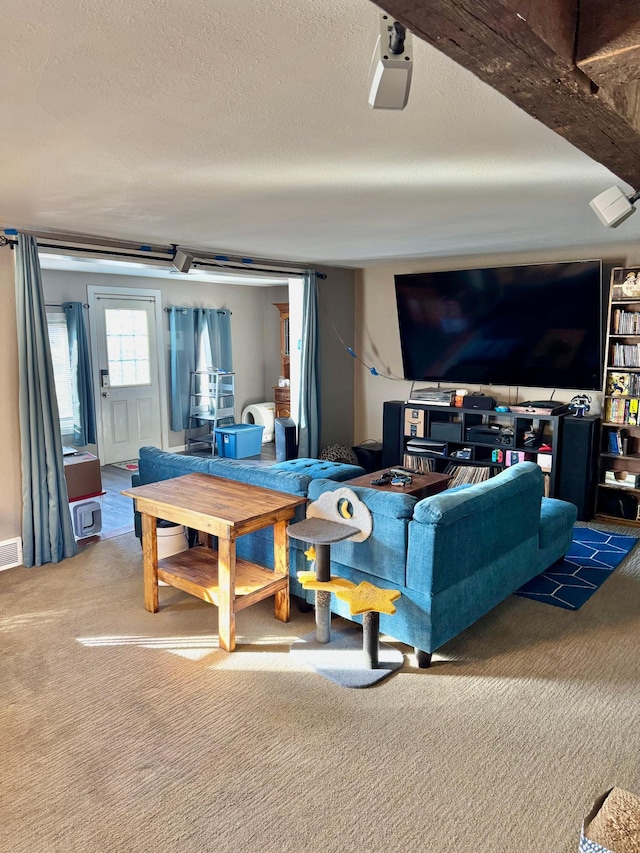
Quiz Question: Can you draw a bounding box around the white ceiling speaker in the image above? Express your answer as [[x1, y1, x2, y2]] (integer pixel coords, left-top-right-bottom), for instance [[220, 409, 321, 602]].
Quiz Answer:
[[589, 185, 640, 228], [368, 13, 413, 110], [172, 248, 194, 273]]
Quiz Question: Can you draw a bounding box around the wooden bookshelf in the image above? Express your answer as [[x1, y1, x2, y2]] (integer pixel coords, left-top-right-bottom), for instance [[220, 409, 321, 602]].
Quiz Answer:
[[597, 267, 640, 523]]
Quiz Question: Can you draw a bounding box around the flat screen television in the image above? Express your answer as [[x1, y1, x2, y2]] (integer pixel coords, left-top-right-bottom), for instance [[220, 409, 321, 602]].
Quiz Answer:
[[394, 259, 603, 391]]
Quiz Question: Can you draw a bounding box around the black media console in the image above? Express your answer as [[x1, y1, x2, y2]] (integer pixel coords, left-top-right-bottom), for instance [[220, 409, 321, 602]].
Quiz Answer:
[[381, 400, 599, 521]]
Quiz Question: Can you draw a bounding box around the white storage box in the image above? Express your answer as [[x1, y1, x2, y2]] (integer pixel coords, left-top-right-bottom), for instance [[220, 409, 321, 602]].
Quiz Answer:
[[537, 453, 553, 472], [157, 524, 188, 559]]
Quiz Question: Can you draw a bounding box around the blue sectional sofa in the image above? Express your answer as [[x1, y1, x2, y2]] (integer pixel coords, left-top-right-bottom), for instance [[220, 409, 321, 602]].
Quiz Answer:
[[132, 445, 364, 555], [303, 461, 576, 666], [132, 449, 576, 667]]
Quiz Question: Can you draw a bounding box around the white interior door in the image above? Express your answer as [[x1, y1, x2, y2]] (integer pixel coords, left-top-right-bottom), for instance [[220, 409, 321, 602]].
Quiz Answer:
[[91, 291, 163, 464]]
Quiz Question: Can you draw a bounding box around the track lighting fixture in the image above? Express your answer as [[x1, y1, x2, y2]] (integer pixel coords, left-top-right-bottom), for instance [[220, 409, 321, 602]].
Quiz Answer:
[[172, 248, 194, 273], [589, 185, 640, 228], [368, 12, 413, 110]]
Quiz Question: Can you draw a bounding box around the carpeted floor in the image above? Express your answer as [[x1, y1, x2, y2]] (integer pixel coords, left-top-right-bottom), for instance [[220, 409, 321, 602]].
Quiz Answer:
[[2, 523, 640, 853]]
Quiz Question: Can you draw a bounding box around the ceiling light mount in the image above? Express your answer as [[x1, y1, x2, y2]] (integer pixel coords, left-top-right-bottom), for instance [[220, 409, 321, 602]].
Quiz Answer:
[[172, 247, 194, 273], [589, 185, 640, 228], [368, 12, 413, 111]]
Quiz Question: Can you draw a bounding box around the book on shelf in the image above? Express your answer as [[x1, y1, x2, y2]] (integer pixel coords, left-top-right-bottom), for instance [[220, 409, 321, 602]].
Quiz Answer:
[[611, 342, 640, 367], [613, 308, 620, 334], [612, 309, 640, 335], [607, 372, 630, 395], [605, 397, 640, 425], [604, 470, 640, 489], [607, 429, 628, 455]]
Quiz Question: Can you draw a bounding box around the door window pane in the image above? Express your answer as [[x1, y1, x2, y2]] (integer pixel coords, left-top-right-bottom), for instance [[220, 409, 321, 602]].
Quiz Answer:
[[105, 308, 151, 386]]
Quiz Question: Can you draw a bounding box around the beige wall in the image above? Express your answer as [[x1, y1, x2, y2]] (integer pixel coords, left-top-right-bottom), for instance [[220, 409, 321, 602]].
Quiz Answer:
[[316, 265, 356, 449], [0, 248, 21, 540], [355, 243, 640, 444]]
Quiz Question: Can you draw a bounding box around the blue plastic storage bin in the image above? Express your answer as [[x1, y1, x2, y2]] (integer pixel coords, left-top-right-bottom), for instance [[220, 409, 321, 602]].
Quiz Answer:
[[215, 424, 264, 458]]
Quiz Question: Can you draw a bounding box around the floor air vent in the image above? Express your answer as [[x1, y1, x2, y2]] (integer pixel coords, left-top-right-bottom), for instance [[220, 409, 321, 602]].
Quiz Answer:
[[0, 537, 23, 571]]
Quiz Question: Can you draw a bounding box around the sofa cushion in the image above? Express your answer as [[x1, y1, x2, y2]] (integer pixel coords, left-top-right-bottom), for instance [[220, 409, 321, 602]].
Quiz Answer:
[[271, 458, 364, 481], [204, 458, 310, 496]]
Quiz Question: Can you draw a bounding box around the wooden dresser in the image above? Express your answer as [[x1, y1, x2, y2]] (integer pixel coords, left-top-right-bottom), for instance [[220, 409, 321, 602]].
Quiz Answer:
[[273, 385, 291, 419], [273, 302, 291, 419]]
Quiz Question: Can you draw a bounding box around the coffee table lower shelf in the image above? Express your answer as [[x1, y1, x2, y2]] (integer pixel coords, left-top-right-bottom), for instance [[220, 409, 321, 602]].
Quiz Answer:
[[157, 546, 288, 611]]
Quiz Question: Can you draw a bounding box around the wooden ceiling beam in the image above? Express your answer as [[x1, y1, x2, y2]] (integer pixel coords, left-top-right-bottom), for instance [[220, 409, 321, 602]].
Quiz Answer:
[[576, 0, 640, 89], [374, 0, 640, 189]]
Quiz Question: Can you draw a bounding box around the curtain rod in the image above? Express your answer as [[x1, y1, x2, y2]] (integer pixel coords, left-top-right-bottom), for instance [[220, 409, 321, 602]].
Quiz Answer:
[[192, 259, 320, 277], [45, 302, 89, 309], [164, 308, 231, 314], [1, 229, 324, 277]]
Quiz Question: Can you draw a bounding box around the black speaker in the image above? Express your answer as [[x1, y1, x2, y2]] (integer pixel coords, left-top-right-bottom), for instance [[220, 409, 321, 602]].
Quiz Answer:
[[382, 401, 404, 468], [555, 415, 600, 521], [275, 417, 298, 462], [352, 442, 383, 473], [463, 394, 497, 410]]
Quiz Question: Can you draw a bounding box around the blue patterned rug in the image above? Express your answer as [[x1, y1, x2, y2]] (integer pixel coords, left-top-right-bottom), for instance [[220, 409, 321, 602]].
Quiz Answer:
[[515, 527, 638, 610]]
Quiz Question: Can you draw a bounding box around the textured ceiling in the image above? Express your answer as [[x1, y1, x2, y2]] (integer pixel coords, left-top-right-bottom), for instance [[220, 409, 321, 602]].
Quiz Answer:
[[1, 0, 637, 266]]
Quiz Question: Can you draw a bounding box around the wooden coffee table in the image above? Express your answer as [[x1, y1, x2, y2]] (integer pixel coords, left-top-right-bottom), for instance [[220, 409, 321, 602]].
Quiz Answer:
[[345, 468, 452, 500], [122, 472, 306, 651]]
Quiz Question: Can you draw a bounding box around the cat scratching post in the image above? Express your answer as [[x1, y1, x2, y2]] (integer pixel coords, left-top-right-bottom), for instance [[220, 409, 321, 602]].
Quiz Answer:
[[287, 491, 403, 687]]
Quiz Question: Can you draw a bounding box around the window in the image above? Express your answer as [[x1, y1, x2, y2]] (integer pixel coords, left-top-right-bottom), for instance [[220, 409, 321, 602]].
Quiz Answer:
[[104, 308, 151, 386], [46, 312, 74, 434]]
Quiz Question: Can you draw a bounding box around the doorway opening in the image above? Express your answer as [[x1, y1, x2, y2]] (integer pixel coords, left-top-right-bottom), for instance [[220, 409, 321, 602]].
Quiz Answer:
[[40, 252, 298, 539]]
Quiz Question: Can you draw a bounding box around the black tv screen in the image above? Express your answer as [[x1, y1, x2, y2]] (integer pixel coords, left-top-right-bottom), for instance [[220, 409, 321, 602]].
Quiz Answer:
[[394, 260, 602, 391]]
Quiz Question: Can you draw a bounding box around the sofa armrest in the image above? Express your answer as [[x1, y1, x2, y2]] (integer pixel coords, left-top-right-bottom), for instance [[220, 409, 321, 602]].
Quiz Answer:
[[539, 497, 577, 550]]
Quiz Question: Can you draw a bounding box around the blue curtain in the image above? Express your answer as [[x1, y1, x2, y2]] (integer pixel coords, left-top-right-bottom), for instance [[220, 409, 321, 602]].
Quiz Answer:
[[15, 234, 77, 567], [203, 308, 233, 371], [169, 307, 233, 430], [63, 302, 96, 447], [169, 307, 198, 431], [297, 271, 320, 458]]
